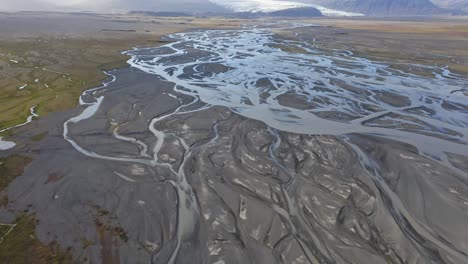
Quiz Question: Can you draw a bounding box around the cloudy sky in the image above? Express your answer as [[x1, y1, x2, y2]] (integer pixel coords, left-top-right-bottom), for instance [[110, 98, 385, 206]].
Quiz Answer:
[[1, 0, 367, 17], [0, 0, 314, 12], [0, 0, 226, 12]]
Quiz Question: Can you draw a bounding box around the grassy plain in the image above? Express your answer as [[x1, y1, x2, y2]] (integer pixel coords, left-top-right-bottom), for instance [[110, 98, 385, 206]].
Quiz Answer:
[[0, 12, 250, 132]]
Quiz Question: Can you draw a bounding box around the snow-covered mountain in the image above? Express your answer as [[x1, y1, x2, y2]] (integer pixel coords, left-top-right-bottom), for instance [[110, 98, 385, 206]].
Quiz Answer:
[[431, 0, 468, 12], [2, 0, 463, 16], [298, 0, 444, 16], [208, 0, 363, 15]]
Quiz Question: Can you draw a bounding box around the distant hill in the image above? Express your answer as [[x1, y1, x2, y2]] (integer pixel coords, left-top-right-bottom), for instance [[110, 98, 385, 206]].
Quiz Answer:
[[129, 11, 191, 17], [298, 0, 445, 16], [341, 0, 443, 15], [430, 0, 468, 12], [226, 7, 323, 18], [269, 7, 323, 16]]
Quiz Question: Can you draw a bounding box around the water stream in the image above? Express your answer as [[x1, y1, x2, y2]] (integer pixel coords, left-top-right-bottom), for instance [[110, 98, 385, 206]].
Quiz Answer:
[[63, 23, 468, 262]]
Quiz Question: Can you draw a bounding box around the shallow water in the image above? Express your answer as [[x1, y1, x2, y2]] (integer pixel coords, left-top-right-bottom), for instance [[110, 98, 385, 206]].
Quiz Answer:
[[125, 25, 468, 162], [62, 23, 468, 263], [0, 106, 38, 134], [0, 106, 38, 151], [124, 26, 468, 261], [0, 137, 15, 150]]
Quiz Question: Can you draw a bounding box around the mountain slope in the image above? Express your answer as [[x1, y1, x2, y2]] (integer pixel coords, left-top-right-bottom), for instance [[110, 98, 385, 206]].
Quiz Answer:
[[230, 6, 323, 17], [431, 0, 468, 12], [298, 0, 444, 15], [338, 0, 443, 15], [269, 6, 323, 15]]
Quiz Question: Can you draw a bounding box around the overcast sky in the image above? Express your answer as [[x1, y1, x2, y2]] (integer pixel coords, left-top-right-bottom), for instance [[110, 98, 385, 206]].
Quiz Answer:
[[0, 0, 229, 12], [0, 0, 346, 15]]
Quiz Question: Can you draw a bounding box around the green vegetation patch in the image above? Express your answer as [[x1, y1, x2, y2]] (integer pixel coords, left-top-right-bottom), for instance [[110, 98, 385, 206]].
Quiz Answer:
[[0, 155, 32, 193], [30, 132, 48, 142], [93, 205, 129, 243], [0, 214, 74, 264], [0, 37, 148, 132]]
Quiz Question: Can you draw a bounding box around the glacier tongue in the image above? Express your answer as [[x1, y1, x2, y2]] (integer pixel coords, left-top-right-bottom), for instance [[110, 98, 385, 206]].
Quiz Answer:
[[208, 0, 363, 16]]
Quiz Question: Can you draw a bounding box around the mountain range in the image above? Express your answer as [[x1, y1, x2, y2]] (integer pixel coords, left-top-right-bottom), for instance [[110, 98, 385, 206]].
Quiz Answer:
[[297, 0, 445, 16], [215, 0, 467, 15], [431, 0, 468, 12], [1, 0, 467, 16]]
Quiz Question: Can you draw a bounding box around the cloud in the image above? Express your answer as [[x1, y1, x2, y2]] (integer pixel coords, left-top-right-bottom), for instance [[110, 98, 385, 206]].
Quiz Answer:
[[0, 0, 111, 11], [0, 0, 226, 12], [41, 0, 90, 5]]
